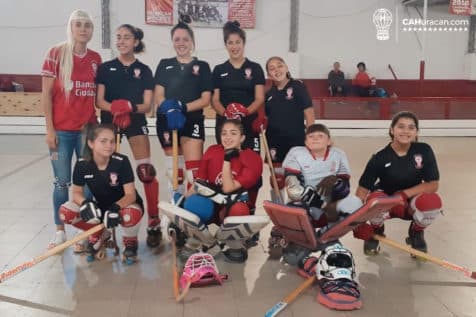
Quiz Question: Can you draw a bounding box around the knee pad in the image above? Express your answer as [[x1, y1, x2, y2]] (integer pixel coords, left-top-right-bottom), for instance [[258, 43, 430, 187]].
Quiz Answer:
[[411, 193, 442, 228], [228, 202, 250, 217], [331, 178, 350, 202], [120, 204, 143, 237], [184, 194, 215, 223], [59, 201, 80, 224], [120, 205, 143, 227], [136, 163, 156, 183]]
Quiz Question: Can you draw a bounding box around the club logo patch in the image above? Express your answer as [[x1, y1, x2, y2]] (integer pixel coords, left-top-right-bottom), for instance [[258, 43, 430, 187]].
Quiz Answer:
[[109, 172, 119, 186], [285, 87, 294, 100], [192, 64, 200, 75], [244, 68, 252, 80], [163, 131, 171, 145], [413, 154, 423, 169], [91, 62, 97, 74], [270, 148, 277, 161], [133, 68, 141, 78]]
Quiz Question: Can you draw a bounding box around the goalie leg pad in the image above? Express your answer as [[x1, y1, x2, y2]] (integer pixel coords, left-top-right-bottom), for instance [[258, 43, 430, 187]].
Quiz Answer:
[[411, 192, 442, 229], [59, 202, 96, 231]]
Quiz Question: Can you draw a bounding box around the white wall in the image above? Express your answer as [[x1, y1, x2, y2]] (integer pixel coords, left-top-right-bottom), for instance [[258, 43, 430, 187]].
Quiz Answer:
[[0, 0, 470, 79]]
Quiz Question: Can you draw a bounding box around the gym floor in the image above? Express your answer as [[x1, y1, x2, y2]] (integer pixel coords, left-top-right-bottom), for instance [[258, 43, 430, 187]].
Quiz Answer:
[[1, 134, 475, 317]]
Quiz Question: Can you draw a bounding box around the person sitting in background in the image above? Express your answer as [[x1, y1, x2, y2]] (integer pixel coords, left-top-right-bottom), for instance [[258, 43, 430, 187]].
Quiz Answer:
[[352, 62, 376, 97], [328, 62, 346, 96]]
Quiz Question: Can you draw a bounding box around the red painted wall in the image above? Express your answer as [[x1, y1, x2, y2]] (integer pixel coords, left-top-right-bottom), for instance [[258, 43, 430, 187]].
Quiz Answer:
[[2, 74, 476, 97]]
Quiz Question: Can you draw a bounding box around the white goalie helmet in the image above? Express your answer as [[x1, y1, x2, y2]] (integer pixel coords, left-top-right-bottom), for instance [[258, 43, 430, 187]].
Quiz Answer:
[[316, 243, 356, 281]]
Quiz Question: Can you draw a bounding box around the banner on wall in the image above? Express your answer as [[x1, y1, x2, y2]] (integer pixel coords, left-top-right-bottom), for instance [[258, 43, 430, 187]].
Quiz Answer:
[[145, 0, 256, 28], [449, 0, 472, 15]]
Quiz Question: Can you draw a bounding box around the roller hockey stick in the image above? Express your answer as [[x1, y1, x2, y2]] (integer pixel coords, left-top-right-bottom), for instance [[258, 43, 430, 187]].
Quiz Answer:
[[172, 130, 179, 191], [170, 230, 191, 302], [374, 235, 476, 280], [260, 127, 283, 204], [264, 275, 315, 317], [0, 224, 104, 284]]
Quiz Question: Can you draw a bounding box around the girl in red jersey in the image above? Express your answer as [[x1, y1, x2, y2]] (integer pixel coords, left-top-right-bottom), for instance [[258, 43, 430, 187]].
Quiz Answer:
[[96, 24, 162, 248], [41, 10, 101, 248]]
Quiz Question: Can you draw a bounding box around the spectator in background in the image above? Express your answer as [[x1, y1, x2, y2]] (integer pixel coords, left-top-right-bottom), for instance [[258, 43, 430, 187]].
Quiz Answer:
[[328, 62, 346, 96], [352, 62, 376, 97]]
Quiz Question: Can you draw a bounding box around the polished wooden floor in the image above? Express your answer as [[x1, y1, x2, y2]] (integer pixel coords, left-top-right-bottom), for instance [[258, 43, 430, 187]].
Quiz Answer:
[[1, 135, 475, 317]]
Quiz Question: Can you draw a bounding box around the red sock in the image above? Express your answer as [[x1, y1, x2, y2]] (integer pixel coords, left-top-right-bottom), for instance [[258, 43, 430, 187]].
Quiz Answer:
[[143, 178, 159, 220]]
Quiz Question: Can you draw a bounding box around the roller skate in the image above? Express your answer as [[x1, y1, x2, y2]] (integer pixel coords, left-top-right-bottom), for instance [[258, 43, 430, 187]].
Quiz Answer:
[[267, 226, 288, 259], [406, 222, 427, 261], [146, 217, 162, 248], [86, 230, 115, 262], [363, 225, 385, 256], [122, 237, 138, 265]]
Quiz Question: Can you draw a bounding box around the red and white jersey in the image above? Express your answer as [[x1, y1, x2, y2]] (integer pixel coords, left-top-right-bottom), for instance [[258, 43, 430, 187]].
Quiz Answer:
[[41, 46, 102, 131], [283, 146, 351, 187], [197, 144, 263, 190]]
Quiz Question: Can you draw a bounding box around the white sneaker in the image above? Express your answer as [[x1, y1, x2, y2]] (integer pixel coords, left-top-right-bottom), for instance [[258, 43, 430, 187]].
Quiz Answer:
[[48, 230, 66, 249]]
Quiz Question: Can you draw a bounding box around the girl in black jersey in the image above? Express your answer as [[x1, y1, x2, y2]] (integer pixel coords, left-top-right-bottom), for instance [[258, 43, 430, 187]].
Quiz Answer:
[[154, 16, 212, 197], [211, 21, 266, 153], [264, 56, 315, 200], [356, 111, 442, 255], [96, 24, 161, 248], [59, 124, 143, 264], [211, 21, 265, 223]]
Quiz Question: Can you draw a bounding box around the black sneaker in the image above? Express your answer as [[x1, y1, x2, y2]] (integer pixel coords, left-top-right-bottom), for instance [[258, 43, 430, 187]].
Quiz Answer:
[[363, 225, 384, 256], [169, 223, 187, 248], [244, 232, 260, 248], [406, 222, 427, 253], [146, 226, 162, 248]]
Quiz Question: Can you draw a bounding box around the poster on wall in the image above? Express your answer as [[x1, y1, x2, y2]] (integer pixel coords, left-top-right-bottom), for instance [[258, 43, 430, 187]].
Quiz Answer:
[[449, 0, 472, 15], [145, 0, 256, 28]]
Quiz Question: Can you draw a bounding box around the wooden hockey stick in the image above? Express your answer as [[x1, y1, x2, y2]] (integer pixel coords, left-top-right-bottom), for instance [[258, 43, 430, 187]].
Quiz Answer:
[[260, 127, 283, 204], [374, 235, 476, 280], [170, 230, 191, 302], [0, 224, 104, 284], [172, 130, 179, 191], [264, 275, 315, 317]]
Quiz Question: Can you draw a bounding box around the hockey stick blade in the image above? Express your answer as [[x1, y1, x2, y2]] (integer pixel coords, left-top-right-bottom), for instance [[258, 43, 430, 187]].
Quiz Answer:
[[264, 276, 315, 316]]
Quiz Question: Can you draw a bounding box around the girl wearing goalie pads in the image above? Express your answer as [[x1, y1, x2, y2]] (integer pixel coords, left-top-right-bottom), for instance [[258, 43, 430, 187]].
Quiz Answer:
[[277, 123, 363, 310], [96, 24, 161, 248], [181, 119, 263, 263], [355, 111, 442, 256], [59, 124, 144, 264], [41, 10, 101, 248], [264, 56, 315, 201], [153, 15, 212, 197]]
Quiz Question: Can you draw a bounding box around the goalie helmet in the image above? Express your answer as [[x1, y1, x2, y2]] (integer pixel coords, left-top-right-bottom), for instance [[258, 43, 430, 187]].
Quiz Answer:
[[180, 252, 224, 289], [316, 244, 356, 281]]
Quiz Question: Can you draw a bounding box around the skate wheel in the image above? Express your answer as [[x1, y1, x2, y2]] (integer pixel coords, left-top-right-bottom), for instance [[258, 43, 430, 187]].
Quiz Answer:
[[96, 250, 105, 260], [86, 255, 95, 262]]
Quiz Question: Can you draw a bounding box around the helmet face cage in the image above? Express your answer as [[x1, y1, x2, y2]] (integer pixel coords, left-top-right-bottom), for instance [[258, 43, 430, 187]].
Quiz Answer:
[[180, 252, 223, 288], [317, 244, 356, 281]]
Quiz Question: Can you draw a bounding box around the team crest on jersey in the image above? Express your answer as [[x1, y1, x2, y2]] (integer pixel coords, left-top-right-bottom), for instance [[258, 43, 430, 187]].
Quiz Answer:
[[285, 87, 294, 100], [244, 68, 252, 80], [163, 131, 171, 145], [133, 68, 141, 79], [109, 172, 119, 186], [413, 154, 423, 169], [192, 64, 200, 75], [91, 62, 97, 75], [270, 148, 277, 161]]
